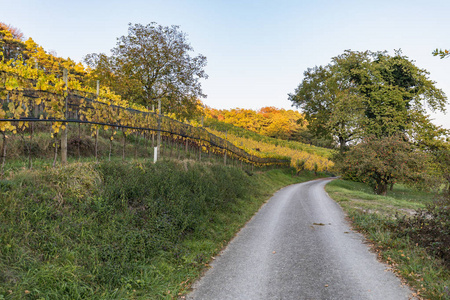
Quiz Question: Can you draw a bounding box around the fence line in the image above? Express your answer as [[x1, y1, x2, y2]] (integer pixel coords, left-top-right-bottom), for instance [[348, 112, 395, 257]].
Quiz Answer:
[[0, 76, 290, 167]]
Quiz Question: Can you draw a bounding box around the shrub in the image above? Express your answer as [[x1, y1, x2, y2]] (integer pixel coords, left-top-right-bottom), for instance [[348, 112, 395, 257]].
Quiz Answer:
[[335, 135, 429, 195], [393, 195, 450, 268]]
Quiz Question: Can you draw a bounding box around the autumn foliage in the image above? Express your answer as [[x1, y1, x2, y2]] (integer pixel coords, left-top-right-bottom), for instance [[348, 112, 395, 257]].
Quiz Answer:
[[205, 106, 306, 141], [206, 125, 334, 173], [0, 22, 86, 81]]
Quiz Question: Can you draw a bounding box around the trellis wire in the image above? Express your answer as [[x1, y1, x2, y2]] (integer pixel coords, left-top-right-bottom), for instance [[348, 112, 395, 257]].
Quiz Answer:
[[0, 85, 289, 166]]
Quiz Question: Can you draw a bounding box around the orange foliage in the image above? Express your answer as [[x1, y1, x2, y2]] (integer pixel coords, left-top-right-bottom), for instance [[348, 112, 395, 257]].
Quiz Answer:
[[204, 106, 307, 140]]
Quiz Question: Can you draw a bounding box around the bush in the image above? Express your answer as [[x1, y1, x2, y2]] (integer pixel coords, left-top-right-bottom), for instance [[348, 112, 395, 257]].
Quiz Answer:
[[335, 135, 429, 195], [393, 195, 450, 268]]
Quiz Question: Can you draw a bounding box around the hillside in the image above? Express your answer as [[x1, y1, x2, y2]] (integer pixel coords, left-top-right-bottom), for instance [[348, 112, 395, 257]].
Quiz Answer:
[[203, 118, 335, 173], [0, 160, 325, 299]]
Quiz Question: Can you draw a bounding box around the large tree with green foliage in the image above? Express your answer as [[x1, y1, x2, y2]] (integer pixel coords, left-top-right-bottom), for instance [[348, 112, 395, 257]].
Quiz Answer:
[[288, 63, 365, 151], [85, 22, 208, 119], [289, 50, 447, 149]]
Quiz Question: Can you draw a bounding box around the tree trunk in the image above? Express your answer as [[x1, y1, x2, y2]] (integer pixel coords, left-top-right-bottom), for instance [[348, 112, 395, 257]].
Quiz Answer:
[[339, 136, 346, 153], [53, 136, 58, 168], [375, 181, 388, 195], [389, 182, 394, 191], [109, 138, 112, 161]]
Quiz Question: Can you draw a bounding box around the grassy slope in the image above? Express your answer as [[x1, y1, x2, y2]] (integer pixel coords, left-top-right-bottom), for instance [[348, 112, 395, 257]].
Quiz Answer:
[[326, 179, 449, 300], [0, 160, 323, 299]]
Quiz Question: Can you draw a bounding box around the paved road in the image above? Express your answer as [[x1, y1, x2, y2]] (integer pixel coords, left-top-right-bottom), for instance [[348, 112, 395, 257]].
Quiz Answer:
[[187, 178, 415, 300]]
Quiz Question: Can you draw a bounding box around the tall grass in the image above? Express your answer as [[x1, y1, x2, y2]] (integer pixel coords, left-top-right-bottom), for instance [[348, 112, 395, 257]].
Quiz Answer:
[[0, 160, 320, 299]]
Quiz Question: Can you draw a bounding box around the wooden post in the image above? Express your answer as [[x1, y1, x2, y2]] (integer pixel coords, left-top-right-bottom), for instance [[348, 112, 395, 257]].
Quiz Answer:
[[157, 99, 161, 161], [224, 131, 227, 165], [109, 137, 112, 161], [94, 80, 99, 161], [61, 69, 68, 165], [0, 132, 7, 177], [122, 130, 126, 160], [78, 123, 81, 160], [169, 136, 174, 158]]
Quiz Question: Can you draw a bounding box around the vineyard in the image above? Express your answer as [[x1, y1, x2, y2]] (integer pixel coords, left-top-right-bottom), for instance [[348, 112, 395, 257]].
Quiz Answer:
[[0, 59, 290, 171], [206, 126, 334, 173]]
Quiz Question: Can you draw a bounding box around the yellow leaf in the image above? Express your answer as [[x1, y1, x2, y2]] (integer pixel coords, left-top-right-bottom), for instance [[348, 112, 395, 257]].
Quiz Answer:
[[15, 106, 24, 116]]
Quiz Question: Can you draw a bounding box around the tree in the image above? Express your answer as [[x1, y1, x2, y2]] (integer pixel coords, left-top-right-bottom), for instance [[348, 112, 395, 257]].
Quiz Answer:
[[335, 135, 429, 195], [1, 23, 87, 81], [288, 56, 366, 151], [204, 106, 306, 141], [24, 38, 86, 80], [434, 147, 450, 195], [85, 22, 208, 119], [414, 120, 450, 195], [0, 23, 27, 61], [289, 50, 447, 149]]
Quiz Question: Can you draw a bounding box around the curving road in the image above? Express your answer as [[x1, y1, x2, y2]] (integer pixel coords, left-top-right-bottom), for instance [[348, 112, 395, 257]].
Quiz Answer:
[[187, 178, 415, 300]]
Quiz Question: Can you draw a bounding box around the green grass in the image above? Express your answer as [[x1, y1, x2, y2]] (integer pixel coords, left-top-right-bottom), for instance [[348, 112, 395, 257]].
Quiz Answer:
[[327, 180, 434, 215], [0, 159, 323, 299], [326, 179, 449, 300]]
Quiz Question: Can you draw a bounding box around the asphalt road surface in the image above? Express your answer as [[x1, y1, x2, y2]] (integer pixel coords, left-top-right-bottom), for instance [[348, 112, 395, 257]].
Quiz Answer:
[[187, 178, 415, 300]]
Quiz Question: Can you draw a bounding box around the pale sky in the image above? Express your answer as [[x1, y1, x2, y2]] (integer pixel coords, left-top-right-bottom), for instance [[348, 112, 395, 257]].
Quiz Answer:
[[1, 0, 449, 129]]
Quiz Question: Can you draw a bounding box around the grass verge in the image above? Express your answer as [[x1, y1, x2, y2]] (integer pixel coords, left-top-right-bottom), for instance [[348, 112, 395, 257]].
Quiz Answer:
[[326, 179, 449, 300], [0, 160, 322, 299]]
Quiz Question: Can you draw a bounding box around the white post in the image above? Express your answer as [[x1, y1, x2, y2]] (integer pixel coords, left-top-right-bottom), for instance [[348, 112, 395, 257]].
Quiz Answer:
[[154, 146, 158, 163]]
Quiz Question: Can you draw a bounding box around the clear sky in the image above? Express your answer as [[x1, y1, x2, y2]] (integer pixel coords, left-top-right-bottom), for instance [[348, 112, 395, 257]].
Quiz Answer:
[[1, 0, 449, 129]]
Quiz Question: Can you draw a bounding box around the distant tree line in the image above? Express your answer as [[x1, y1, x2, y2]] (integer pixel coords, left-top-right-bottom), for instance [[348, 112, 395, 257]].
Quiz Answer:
[[204, 106, 308, 141]]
